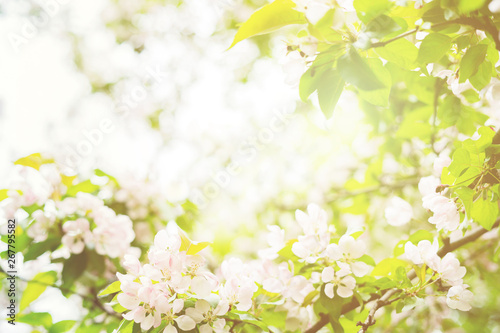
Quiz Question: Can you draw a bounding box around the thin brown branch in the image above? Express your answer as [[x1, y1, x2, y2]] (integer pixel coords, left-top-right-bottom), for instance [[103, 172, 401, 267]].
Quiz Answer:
[[17, 276, 121, 319]]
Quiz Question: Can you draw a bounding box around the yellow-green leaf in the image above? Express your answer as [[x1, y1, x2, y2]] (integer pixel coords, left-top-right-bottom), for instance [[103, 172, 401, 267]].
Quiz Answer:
[[98, 281, 121, 297], [229, 0, 306, 48], [14, 153, 44, 170], [20, 271, 57, 312], [417, 33, 451, 64], [371, 258, 408, 278], [186, 241, 211, 255]]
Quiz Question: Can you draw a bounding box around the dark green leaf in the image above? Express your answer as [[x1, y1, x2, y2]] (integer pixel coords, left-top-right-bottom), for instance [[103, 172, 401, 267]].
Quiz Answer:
[[62, 251, 88, 290]]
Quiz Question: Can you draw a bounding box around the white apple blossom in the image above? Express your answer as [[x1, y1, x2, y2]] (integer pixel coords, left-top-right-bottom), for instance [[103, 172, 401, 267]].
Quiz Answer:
[[293, 0, 332, 25], [258, 225, 286, 260], [385, 196, 413, 226], [434, 253, 466, 286], [433, 154, 451, 176], [489, 0, 500, 13], [28, 209, 56, 242], [418, 176, 441, 198], [93, 213, 135, 258], [446, 284, 473, 311], [61, 218, 92, 254], [292, 234, 330, 263], [185, 299, 229, 333], [295, 203, 329, 236], [321, 263, 356, 298], [162, 299, 197, 333], [403, 240, 439, 267], [423, 194, 460, 232], [325, 235, 371, 276], [218, 276, 257, 311], [280, 50, 306, 86]]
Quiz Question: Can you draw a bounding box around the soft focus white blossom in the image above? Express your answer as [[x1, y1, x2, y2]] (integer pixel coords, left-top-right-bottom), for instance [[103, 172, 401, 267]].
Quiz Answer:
[[423, 194, 460, 232], [61, 218, 92, 254], [385, 196, 413, 226], [446, 284, 473, 311]]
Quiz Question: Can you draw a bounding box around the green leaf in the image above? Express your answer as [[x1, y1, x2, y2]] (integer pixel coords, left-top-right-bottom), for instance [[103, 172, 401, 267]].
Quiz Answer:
[[66, 180, 99, 196], [353, 0, 392, 23], [337, 48, 385, 90], [49, 320, 76, 333], [469, 60, 492, 91], [365, 15, 401, 38], [393, 230, 434, 257], [20, 271, 58, 312], [373, 277, 397, 290], [24, 237, 61, 262], [277, 239, 298, 260], [417, 33, 452, 64], [459, 44, 488, 83], [299, 67, 320, 102], [94, 169, 119, 185], [98, 281, 121, 297], [357, 58, 392, 106], [471, 196, 499, 230], [319, 286, 345, 333], [229, 312, 269, 331], [371, 258, 408, 278], [447, 148, 471, 177], [17, 312, 53, 328], [375, 38, 418, 69], [299, 46, 344, 103], [62, 251, 88, 289], [455, 187, 474, 218], [457, 0, 486, 13], [229, 0, 306, 48], [317, 69, 345, 118], [462, 126, 495, 154]]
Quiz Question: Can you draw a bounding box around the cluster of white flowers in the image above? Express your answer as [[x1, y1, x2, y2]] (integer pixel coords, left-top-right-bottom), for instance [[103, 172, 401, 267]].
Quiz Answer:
[[290, 204, 370, 299], [114, 204, 372, 332], [419, 175, 460, 232], [385, 196, 413, 226], [1, 164, 64, 220], [116, 227, 259, 333], [404, 240, 473, 311], [114, 180, 161, 220], [57, 192, 136, 258]]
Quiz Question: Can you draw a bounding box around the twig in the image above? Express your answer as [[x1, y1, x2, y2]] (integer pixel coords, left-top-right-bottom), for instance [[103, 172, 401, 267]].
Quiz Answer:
[[17, 276, 121, 319]]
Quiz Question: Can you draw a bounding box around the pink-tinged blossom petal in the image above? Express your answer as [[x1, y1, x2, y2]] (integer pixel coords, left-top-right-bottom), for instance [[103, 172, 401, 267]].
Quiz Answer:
[[117, 293, 140, 310]]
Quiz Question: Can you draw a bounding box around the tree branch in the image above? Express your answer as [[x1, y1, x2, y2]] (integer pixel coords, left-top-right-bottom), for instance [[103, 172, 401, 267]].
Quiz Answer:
[[305, 218, 500, 333], [17, 276, 122, 319]]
